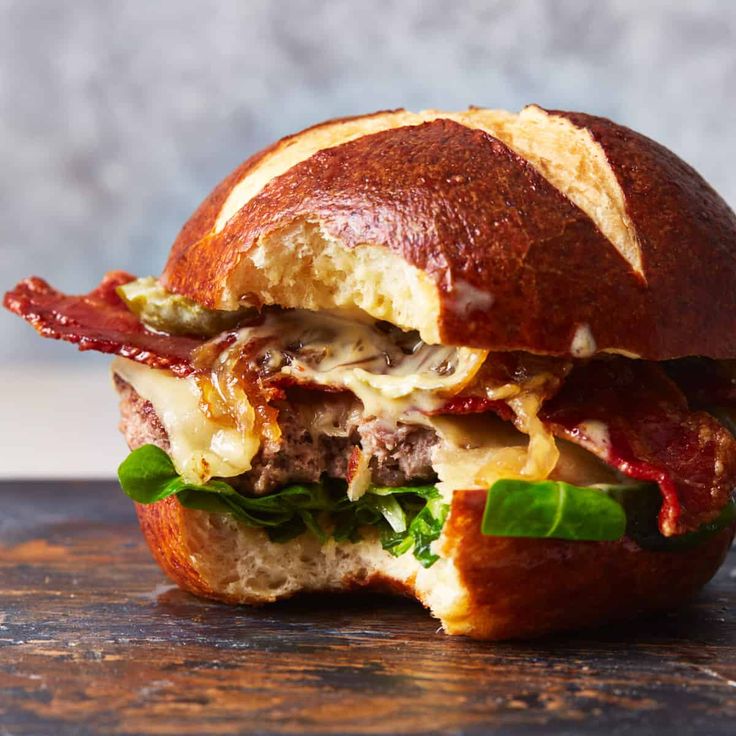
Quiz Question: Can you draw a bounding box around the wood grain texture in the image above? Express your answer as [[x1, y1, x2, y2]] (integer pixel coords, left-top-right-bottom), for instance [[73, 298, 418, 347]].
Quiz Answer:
[[0, 481, 734, 735]]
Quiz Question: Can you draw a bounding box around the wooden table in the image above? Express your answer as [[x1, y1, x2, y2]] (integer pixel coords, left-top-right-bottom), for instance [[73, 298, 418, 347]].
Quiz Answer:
[[0, 481, 734, 735]]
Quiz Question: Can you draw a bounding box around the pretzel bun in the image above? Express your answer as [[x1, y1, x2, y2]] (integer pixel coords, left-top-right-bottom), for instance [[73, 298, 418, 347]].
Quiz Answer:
[[134, 106, 736, 639], [163, 106, 736, 359], [136, 492, 734, 639]]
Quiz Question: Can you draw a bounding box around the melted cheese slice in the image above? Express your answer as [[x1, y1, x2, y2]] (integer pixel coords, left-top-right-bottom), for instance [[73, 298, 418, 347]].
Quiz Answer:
[[429, 411, 617, 497], [429, 400, 559, 496], [112, 357, 259, 484], [217, 309, 488, 419], [116, 309, 564, 492]]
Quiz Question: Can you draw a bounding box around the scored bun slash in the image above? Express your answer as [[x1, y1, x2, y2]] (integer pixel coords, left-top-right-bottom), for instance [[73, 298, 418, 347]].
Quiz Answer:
[[6, 105, 736, 640]]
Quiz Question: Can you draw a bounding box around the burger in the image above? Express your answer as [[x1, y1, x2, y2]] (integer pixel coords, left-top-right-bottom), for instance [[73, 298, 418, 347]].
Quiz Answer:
[[6, 105, 736, 640]]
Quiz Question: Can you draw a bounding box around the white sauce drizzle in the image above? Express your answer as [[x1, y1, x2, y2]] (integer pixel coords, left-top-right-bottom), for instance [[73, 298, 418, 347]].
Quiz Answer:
[[570, 323, 597, 358]]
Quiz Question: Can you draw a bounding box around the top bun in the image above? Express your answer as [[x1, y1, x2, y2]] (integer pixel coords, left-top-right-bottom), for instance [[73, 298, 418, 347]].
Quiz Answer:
[[162, 106, 736, 359]]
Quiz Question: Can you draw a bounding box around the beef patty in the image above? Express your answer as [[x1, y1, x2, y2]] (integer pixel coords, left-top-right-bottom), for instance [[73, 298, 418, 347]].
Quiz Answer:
[[114, 376, 439, 495]]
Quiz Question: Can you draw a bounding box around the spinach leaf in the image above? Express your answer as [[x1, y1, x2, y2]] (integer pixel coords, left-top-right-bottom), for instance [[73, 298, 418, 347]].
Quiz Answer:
[[117, 445, 449, 567], [482, 478, 735, 549], [406, 498, 449, 567], [118, 444, 237, 503], [603, 482, 736, 551], [362, 494, 407, 533], [481, 479, 627, 542], [672, 501, 736, 549], [120, 446, 731, 564], [379, 486, 448, 567]]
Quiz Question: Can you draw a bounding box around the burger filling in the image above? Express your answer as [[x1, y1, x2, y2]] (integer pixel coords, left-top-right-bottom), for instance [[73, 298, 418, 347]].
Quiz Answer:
[[6, 272, 736, 568], [110, 277, 736, 567]]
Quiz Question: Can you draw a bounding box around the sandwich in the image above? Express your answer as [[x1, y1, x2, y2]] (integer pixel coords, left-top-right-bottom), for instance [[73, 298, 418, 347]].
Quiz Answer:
[[5, 105, 736, 640]]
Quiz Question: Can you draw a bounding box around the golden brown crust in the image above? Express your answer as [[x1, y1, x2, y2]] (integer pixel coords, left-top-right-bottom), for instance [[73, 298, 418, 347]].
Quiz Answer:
[[135, 491, 733, 640], [442, 489, 734, 639], [135, 497, 230, 603], [166, 109, 403, 292], [551, 109, 736, 358], [161, 108, 736, 359]]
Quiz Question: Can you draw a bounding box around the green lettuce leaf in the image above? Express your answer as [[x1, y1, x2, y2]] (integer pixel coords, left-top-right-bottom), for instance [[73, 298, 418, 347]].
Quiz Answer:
[[122, 446, 731, 564], [118, 444, 237, 502], [602, 482, 736, 551], [482, 478, 735, 548], [117, 445, 449, 567], [482, 479, 627, 542], [378, 487, 448, 567]]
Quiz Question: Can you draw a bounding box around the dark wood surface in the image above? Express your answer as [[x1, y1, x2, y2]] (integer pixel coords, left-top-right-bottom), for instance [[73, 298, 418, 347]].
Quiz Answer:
[[0, 481, 734, 735]]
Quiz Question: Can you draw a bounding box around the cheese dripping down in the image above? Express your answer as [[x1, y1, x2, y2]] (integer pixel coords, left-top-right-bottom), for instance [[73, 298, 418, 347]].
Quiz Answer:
[[116, 308, 563, 491], [249, 309, 564, 496], [431, 385, 560, 495], [112, 357, 260, 484]]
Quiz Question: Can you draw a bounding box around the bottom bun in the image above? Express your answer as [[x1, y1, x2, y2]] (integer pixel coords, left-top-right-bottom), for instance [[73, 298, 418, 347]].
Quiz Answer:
[[136, 490, 733, 640]]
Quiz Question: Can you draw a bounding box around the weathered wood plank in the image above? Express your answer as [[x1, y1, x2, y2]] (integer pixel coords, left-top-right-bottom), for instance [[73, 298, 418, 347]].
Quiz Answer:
[[0, 481, 734, 735]]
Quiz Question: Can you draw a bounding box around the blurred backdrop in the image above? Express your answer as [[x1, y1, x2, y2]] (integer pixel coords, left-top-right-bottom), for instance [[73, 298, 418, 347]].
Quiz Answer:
[[2, 0, 736, 476]]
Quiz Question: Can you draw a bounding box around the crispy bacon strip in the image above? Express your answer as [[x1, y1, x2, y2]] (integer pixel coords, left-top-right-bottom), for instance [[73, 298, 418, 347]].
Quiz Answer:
[[540, 359, 736, 536], [5, 275, 735, 536], [4, 272, 202, 375]]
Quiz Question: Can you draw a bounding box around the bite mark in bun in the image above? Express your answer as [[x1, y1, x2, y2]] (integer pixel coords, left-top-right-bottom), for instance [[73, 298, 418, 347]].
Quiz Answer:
[[5, 105, 736, 639]]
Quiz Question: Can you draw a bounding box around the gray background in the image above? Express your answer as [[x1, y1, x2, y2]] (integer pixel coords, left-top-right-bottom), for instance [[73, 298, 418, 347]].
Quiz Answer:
[[3, 0, 736, 366]]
